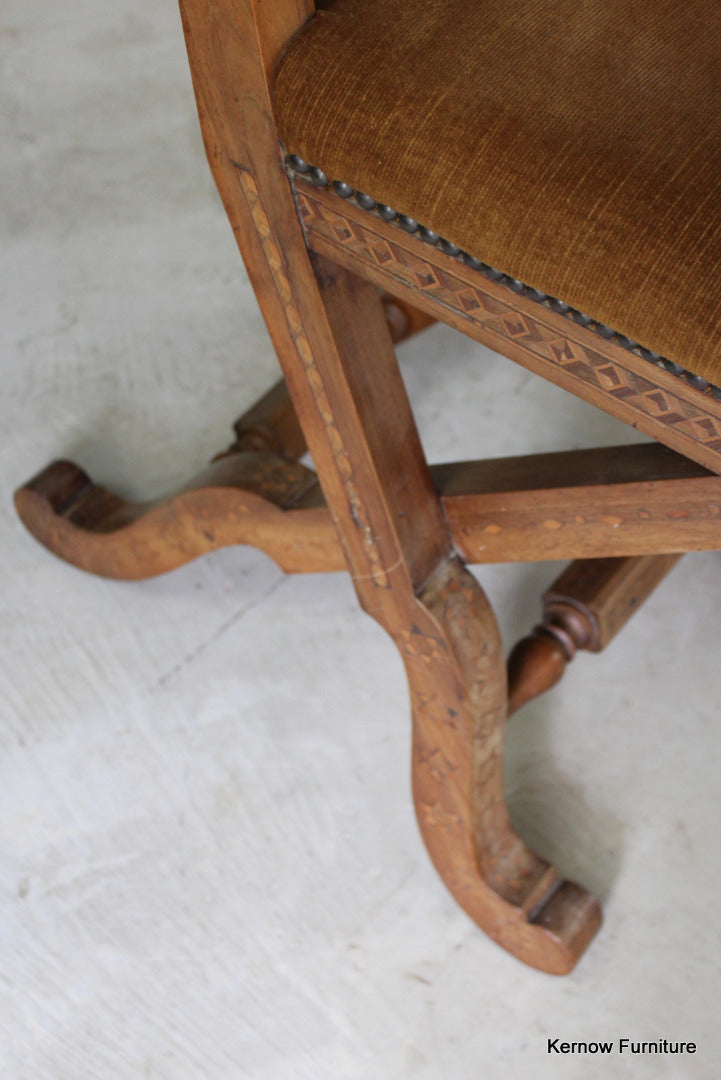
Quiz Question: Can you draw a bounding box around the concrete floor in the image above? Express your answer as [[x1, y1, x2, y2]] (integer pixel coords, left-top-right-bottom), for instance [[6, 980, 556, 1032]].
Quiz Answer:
[[3, 2, 721, 1077]]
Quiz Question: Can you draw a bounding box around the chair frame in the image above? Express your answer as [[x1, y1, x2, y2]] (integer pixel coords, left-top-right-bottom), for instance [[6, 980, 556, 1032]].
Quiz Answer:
[[14, 0, 721, 973]]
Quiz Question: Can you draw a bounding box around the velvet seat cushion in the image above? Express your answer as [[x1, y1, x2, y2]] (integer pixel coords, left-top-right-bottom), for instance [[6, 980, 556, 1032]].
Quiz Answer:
[[274, 0, 721, 384]]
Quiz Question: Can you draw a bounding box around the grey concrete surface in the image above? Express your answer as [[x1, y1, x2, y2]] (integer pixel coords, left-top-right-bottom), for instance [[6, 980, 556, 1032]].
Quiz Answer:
[[2, 2, 721, 1077]]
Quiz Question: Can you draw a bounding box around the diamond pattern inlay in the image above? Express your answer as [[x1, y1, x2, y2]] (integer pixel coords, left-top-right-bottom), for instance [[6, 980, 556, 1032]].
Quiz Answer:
[[370, 240, 394, 265], [298, 186, 721, 468], [596, 365, 623, 388], [548, 339, 577, 364], [458, 289, 482, 312], [500, 312, 532, 339], [413, 265, 439, 289]]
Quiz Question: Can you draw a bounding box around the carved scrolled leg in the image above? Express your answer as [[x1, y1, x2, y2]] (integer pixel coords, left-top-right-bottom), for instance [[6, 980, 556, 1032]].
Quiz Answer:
[[13, 451, 344, 578], [178, 0, 601, 970], [294, 258, 602, 974], [404, 559, 601, 973]]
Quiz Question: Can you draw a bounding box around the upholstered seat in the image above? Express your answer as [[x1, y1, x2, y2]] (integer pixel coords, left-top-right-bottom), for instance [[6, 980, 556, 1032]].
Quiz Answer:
[[274, 0, 721, 384]]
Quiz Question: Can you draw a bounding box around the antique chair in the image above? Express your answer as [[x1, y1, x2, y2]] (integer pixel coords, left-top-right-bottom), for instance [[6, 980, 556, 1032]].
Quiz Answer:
[[14, 0, 721, 973]]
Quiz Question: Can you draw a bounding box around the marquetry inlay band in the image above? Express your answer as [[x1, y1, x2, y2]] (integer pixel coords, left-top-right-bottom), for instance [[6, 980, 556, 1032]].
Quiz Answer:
[[286, 154, 721, 402]]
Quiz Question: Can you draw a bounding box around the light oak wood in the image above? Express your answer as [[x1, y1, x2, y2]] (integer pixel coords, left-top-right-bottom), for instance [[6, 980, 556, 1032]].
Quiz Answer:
[[221, 378, 308, 461], [16, 442, 721, 580], [174, 0, 602, 972], [14, 454, 335, 579], [507, 554, 681, 714], [216, 294, 434, 462], [298, 183, 721, 476], [252, 0, 314, 81], [543, 554, 682, 651]]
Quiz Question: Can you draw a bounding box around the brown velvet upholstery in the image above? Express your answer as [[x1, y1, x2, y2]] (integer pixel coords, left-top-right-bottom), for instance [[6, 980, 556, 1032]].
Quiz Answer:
[[274, 0, 721, 383]]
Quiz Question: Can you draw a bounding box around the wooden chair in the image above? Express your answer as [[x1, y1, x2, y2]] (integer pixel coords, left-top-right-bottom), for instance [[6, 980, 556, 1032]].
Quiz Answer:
[[15, 0, 721, 973]]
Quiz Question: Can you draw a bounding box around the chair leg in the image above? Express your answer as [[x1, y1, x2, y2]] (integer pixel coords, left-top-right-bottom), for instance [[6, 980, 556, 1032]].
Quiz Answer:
[[178, 0, 600, 970], [286, 256, 601, 973], [12, 450, 339, 579], [507, 554, 681, 714], [407, 558, 602, 972]]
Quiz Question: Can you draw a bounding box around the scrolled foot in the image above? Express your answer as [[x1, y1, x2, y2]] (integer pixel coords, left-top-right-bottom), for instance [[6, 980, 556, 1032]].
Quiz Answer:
[[13, 450, 344, 579], [406, 558, 601, 973]]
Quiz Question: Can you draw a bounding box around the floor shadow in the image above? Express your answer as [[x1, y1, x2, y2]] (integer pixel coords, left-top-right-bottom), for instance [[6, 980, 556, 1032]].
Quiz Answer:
[[504, 685, 624, 905]]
